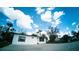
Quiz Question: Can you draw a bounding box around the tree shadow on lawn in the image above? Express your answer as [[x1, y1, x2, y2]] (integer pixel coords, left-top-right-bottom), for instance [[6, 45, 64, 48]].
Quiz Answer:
[[0, 41, 11, 48]]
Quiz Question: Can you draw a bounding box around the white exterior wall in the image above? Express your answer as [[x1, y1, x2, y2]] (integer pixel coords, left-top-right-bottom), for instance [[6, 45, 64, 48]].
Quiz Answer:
[[12, 34, 46, 45], [12, 34, 39, 45], [25, 36, 38, 44]]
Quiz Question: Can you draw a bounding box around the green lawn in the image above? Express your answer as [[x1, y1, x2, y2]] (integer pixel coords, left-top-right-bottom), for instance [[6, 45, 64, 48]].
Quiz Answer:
[[0, 41, 79, 51], [0, 41, 10, 48]]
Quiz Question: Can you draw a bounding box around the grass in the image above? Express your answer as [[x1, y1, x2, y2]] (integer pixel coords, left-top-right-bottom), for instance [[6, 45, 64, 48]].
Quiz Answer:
[[0, 41, 11, 48], [1, 41, 79, 51]]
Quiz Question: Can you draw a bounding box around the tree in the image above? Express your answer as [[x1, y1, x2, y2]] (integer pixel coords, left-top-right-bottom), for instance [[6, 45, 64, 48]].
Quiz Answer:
[[77, 31, 79, 40], [10, 28, 15, 32], [60, 34, 71, 43], [0, 25, 4, 41], [6, 22, 13, 32], [71, 31, 78, 41], [71, 31, 77, 36], [40, 34, 48, 42], [3, 22, 15, 43], [47, 26, 58, 43]]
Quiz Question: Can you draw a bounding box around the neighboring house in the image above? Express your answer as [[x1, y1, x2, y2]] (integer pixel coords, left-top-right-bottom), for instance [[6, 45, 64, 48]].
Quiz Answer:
[[12, 33, 47, 45]]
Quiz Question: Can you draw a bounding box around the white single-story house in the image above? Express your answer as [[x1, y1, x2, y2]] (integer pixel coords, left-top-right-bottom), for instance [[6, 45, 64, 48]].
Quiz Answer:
[[12, 33, 47, 45]]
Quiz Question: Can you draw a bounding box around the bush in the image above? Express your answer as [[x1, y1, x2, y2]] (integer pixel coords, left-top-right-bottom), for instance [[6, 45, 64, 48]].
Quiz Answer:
[[60, 35, 71, 43]]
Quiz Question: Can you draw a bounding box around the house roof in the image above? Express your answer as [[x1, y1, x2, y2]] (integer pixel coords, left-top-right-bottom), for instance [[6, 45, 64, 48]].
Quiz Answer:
[[13, 32, 39, 37]]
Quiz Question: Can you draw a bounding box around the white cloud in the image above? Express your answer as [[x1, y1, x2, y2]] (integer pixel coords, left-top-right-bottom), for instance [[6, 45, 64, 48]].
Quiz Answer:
[[75, 24, 79, 32], [36, 7, 53, 22], [6, 19, 14, 23], [51, 11, 64, 27], [64, 27, 72, 36], [58, 31, 65, 38], [15, 10, 33, 29], [0, 7, 17, 20], [33, 23, 39, 28], [36, 7, 65, 28], [0, 7, 33, 30], [72, 22, 76, 26], [36, 7, 45, 14], [51, 19, 62, 27], [58, 27, 71, 36], [47, 7, 55, 11], [53, 11, 64, 20], [41, 11, 52, 22], [33, 23, 40, 33]]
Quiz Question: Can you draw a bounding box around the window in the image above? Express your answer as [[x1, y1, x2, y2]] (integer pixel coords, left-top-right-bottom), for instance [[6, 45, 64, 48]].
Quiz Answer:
[[18, 35, 26, 42], [32, 36, 35, 39]]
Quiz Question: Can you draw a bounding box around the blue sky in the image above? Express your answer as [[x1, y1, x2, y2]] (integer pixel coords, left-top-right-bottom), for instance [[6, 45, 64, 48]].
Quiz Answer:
[[0, 7, 79, 33]]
